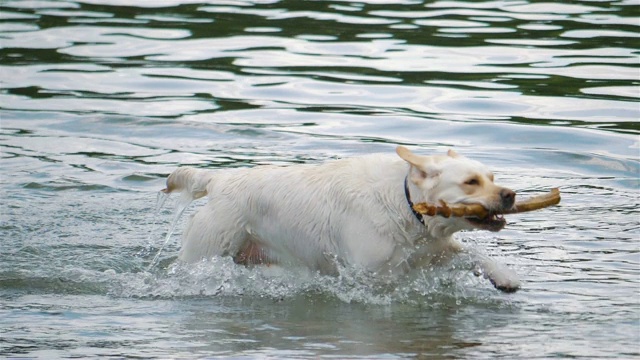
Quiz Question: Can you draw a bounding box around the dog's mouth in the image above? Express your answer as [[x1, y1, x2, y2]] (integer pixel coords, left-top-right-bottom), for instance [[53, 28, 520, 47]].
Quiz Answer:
[[466, 213, 506, 232]]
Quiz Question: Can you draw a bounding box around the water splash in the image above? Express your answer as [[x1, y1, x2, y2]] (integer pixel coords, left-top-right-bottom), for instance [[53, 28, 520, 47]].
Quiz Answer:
[[155, 189, 169, 213], [114, 253, 510, 307], [141, 191, 170, 248], [147, 191, 193, 270]]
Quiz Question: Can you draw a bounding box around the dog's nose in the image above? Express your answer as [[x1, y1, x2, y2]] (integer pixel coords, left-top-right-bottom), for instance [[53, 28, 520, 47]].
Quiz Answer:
[[500, 188, 516, 209]]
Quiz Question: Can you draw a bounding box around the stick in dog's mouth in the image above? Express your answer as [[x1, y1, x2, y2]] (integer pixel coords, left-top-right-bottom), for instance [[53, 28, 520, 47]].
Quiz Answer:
[[412, 188, 561, 231]]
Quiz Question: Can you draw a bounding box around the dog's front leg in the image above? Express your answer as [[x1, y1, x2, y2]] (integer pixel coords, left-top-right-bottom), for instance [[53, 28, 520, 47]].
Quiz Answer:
[[463, 247, 521, 293]]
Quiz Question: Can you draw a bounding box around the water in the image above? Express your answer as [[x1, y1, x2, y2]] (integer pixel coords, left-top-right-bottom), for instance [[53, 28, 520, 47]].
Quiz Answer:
[[1, 0, 638, 358]]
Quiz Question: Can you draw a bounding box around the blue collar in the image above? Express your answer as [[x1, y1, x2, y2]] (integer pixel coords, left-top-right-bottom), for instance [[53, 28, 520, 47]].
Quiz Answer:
[[404, 176, 425, 226]]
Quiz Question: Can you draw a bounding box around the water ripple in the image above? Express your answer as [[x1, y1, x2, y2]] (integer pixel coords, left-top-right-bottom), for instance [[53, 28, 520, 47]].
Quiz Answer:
[[1, 0, 638, 358]]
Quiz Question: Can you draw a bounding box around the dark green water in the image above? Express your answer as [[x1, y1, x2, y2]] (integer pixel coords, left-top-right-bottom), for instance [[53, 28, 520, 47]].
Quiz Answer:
[[1, 1, 639, 358]]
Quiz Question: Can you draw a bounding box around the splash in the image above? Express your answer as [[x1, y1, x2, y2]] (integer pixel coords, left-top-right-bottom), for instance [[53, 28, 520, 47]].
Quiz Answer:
[[115, 254, 510, 307], [147, 190, 193, 270]]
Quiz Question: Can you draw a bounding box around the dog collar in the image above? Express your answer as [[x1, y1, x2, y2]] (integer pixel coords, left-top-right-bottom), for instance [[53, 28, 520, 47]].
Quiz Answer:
[[404, 176, 425, 226]]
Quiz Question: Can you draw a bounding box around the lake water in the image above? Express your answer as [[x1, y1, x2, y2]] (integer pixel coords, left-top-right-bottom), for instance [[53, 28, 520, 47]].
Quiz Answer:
[[1, 0, 639, 358]]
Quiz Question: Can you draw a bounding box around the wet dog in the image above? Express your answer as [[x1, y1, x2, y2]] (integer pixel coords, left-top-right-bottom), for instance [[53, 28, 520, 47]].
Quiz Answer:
[[163, 146, 520, 292]]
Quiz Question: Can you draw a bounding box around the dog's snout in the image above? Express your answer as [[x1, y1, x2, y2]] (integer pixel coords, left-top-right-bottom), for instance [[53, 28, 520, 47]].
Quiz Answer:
[[500, 188, 516, 208]]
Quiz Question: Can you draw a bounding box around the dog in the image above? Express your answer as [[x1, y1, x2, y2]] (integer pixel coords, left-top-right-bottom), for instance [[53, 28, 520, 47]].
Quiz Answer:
[[163, 146, 521, 293]]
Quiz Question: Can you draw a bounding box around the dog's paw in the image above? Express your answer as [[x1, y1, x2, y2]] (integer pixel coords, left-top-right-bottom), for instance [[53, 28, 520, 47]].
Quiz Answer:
[[485, 267, 521, 293], [490, 278, 520, 293]]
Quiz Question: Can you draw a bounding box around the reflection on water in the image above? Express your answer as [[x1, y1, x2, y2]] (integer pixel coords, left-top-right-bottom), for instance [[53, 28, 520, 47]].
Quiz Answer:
[[1, 0, 639, 358], [2, 0, 638, 131]]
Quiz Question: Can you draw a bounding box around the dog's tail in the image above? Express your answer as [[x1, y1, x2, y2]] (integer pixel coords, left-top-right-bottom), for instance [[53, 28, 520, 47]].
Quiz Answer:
[[161, 167, 213, 200]]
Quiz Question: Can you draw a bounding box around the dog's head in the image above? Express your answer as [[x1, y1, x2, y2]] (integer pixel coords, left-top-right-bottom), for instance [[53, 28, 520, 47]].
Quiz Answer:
[[396, 146, 515, 234]]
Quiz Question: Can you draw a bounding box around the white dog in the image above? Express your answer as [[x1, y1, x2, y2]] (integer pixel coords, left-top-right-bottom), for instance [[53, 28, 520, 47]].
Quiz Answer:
[[163, 146, 521, 292]]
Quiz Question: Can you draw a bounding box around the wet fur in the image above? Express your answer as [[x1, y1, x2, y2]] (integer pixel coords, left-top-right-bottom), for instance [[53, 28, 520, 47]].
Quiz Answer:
[[163, 146, 520, 292]]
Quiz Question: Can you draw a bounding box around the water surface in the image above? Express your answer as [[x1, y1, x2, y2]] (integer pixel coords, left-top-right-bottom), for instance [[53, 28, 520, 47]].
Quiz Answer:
[[1, 0, 639, 358]]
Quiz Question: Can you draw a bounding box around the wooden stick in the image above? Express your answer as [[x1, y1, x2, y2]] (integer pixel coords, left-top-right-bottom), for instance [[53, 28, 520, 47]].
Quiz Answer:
[[412, 188, 561, 218]]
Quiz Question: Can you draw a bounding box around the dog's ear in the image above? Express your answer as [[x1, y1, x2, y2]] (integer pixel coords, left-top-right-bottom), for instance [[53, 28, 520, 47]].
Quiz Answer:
[[447, 149, 459, 158], [396, 146, 423, 167], [396, 146, 441, 186]]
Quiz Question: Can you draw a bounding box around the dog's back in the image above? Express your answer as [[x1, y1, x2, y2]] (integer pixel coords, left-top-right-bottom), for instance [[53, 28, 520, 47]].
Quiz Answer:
[[166, 155, 420, 272]]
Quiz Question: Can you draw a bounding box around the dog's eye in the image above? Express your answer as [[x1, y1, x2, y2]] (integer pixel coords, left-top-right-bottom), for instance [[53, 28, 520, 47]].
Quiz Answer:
[[465, 178, 480, 186]]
